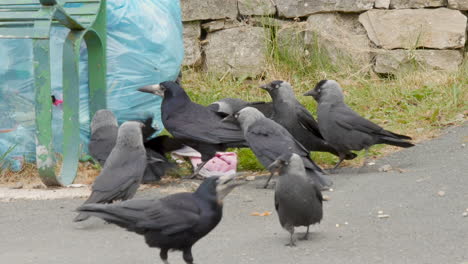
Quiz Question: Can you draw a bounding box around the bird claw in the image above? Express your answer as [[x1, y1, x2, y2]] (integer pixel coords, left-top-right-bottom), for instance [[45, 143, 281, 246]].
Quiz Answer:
[[285, 242, 297, 247], [298, 234, 308, 241]]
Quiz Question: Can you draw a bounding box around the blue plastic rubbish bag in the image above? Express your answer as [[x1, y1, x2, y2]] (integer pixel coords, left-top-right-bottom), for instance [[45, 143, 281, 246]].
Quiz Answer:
[[0, 0, 184, 170]]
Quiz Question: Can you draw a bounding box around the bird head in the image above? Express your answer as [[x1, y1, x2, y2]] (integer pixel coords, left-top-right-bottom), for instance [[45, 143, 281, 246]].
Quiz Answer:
[[267, 153, 293, 175], [195, 173, 244, 205], [304, 80, 344, 103], [116, 121, 145, 148], [91, 109, 118, 134], [222, 107, 264, 128], [259, 80, 285, 91]]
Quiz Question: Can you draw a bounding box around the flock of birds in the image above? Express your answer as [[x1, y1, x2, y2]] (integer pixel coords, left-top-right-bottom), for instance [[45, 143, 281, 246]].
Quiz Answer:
[[73, 79, 415, 264]]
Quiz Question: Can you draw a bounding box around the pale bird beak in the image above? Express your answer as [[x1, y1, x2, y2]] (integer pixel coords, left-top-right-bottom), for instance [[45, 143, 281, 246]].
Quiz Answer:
[[138, 84, 164, 97], [216, 173, 245, 202]]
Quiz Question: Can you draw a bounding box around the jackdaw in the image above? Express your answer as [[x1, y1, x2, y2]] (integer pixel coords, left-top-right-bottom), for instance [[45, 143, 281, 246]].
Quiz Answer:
[[208, 97, 274, 118], [77, 173, 243, 264], [226, 107, 332, 189], [74, 121, 147, 222], [271, 153, 323, 246], [88, 109, 118, 166], [304, 80, 414, 169], [260, 80, 356, 161], [138, 81, 247, 177]]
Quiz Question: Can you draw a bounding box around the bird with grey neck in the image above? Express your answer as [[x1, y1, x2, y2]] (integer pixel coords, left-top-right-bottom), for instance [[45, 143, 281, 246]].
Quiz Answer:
[[260, 80, 356, 161], [74, 121, 147, 222], [89, 109, 119, 166], [271, 153, 323, 246], [304, 80, 414, 170], [225, 107, 332, 189]]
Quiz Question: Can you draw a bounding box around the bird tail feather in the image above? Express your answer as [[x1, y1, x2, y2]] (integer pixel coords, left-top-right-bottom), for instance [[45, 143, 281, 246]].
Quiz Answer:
[[306, 169, 333, 190], [76, 204, 137, 230], [380, 137, 415, 148]]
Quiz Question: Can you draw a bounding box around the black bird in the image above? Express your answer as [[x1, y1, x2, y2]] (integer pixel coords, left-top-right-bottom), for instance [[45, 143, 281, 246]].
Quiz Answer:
[[88, 109, 119, 166], [270, 153, 323, 246], [304, 80, 414, 169], [226, 107, 332, 189], [142, 135, 184, 183], [260, 80, 356, 161], [77, 173, 243, 264], [208, 97, 274, 118], [74, 121, 147, 222], [138, 81, 247, 177]]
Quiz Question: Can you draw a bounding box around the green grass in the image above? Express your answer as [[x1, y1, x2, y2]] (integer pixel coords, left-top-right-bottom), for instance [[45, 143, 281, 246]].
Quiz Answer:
[[179, 22, 467, 171], [0, 144, 16, 173]]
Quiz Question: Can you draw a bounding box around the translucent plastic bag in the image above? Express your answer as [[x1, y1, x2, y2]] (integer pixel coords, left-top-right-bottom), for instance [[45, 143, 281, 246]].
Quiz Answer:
[[0, 0, 183, 169]]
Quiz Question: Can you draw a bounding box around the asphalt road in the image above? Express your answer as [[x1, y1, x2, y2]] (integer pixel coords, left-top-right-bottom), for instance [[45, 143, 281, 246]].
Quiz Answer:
[[1, 125, 467, 264]]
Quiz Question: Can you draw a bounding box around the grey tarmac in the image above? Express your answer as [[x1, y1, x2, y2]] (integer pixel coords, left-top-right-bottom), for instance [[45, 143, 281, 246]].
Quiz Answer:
[[1, 124, 467, 264]]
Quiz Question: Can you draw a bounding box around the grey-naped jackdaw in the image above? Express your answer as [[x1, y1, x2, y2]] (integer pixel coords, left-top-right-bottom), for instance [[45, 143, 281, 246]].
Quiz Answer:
[[74, 121, 147, 222], [88, 109, 118, 166], [271, 153, 323, 246], [304, 80, 414, 169], [260, 80, 356, 161], [227, 107, 332, 189]]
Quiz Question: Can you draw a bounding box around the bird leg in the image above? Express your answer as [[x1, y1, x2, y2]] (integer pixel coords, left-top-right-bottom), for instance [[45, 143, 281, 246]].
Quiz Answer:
[[331, 154, 345, 173], [188, 161, 208, 179], [299, 226, 309, 241], [285, 225, 296, 247], [160, 249, 169, 264], [262, 171, 275, 189], [182, 247, 194, 264], [361, 148, 370, 167]]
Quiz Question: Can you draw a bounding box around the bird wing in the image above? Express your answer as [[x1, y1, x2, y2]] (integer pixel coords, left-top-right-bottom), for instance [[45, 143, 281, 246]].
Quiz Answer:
[[333, 104, 384, 134], [136, 193, 201, 235], [296, 105, 324, 139], [167, 106, 245, 145], [92, 148, 147, 194], [246, 119, 308, 166]]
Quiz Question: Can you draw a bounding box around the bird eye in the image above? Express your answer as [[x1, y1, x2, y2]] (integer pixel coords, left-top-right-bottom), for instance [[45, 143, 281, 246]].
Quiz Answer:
[[234, 113, 239, 119]]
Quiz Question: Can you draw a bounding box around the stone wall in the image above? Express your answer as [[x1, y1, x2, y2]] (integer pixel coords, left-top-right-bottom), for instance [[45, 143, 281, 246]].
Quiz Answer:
[[180, 0, 468, 77]]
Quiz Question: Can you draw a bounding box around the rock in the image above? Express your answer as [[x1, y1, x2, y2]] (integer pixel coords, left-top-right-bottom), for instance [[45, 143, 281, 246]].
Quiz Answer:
[[378, 164, 392, 172], [448, 0, 468, 9], [245, 175, 256, 181], [359, 9, 467, 49], [238, 0, 276, 16], [276, 22, 306, 52], [374, 50, 463, 74], [32, 183, 45, 189], [182, 21, 202, 66], [375, 0, 390, 8], [276, 0, 375, 18], [201, 19, 239, 33], [389, 0, 447, 8], [304, 13, 371, 67], [180, 0, 238, 21], [437, 190, 446, 197], [9, 182, 23, 189], [204, 27, 268, 77]]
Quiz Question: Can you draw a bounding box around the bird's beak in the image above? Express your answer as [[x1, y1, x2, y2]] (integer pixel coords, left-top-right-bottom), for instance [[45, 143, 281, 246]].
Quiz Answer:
[[267, 159, 283, 175], [221, 114, 237, 123], [138, 84, 164, 97], [216, 173, 245, 202], [303, 90, 317, 97], [259, 84, 270, 90]]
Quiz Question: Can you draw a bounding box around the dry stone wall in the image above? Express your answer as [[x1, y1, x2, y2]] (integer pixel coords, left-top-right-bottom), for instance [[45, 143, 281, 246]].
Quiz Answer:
[[180, 0, 468, 77]]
